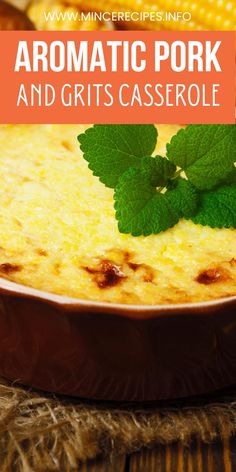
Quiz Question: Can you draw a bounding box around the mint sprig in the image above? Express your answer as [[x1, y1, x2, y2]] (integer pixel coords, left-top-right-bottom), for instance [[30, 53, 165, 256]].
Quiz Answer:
[[114, 168, 179, 236], [225, 167, 236, 185], [166, 178, 199, 219], [78, 124, 157, 188], [78, 124, 236, 236], [141, 156, 176, 187], [191, 184, 236, 228], [166, 124, 236, 190]]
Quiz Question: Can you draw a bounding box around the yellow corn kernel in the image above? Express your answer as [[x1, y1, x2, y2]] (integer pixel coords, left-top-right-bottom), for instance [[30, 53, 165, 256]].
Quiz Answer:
[[27, 0, 114, 31], [69, 0, 236, 30]]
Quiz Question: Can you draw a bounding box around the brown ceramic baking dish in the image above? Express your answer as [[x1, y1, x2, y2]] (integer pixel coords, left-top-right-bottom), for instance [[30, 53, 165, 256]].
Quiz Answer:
[[0, 277, 235, 401], [0, 2, 235, 402]]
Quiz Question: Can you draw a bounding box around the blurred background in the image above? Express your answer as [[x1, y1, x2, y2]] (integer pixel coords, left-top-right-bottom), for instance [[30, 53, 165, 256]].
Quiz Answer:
[[1, 0, 235, 31], [0, 0, 235, 109]]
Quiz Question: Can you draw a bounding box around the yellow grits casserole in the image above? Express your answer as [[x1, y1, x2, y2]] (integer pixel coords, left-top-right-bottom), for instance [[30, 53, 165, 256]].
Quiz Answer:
[[0, 124, 235, 305]]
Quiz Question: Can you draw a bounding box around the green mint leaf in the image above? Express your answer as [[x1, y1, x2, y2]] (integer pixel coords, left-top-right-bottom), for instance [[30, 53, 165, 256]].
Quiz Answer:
[[78, 124, 157, 188], [166, 177, 199, 218], [114, 168, 179, 236], [167, 124, 236, 190], [192, 184, 236, 228], [223, 167, 236, 185], [141, 156, 176, 187]]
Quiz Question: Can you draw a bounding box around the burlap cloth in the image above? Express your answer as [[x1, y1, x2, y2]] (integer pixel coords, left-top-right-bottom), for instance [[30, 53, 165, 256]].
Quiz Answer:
[[0, 378, 236, 471]]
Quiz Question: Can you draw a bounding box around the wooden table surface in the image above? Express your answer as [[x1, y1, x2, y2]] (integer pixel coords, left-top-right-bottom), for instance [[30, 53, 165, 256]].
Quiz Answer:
[[79, 437, 236, 472]]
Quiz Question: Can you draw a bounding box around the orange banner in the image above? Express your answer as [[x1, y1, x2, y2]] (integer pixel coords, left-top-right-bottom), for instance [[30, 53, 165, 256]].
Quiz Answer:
[[0, 31, 235, 123]]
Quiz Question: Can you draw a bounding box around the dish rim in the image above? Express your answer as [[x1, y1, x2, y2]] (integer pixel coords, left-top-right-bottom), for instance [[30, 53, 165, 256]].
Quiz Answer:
[[0, 276, 235, 318]]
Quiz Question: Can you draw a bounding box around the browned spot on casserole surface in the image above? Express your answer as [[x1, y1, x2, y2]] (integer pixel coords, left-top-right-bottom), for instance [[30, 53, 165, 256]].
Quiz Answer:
[[84, 260, 126, 289], [229, 259, 236, 267], [196, 267, 230, 285], [83, 250, 157, 290], [0, 263, 22, 274], [127, 262, 155, 283]]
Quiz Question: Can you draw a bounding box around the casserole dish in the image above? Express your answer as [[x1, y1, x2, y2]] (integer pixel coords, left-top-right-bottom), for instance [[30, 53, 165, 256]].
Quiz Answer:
[[0, 277, 235, 401], [0, 123, 235, 401]]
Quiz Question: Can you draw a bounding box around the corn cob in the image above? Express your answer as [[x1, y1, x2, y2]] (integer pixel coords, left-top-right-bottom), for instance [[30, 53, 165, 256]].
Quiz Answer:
[[27, 0, 114, 30], [69, 0, 236, 30]]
